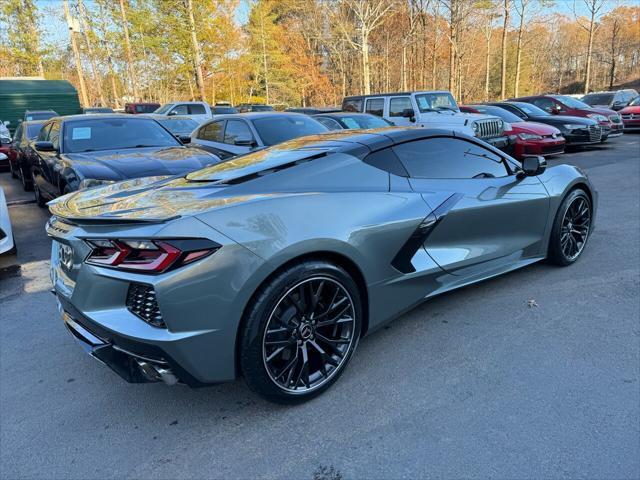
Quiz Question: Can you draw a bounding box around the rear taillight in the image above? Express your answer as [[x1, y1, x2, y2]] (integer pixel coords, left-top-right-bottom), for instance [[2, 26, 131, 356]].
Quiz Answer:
[[85, 238, 220, 273]]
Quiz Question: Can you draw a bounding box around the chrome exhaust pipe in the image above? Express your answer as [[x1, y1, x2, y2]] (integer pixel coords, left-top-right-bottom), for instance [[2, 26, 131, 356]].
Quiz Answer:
[[136, 360, 178, 385]]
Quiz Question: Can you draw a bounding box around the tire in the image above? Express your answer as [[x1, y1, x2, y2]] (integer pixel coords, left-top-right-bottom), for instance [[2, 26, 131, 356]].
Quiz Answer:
[[548, 188, 592, 266], [32, 171, 46, 207], [9, 160, 17, 179], [240, 260, 362, 404], [21, 167, 33, 191]]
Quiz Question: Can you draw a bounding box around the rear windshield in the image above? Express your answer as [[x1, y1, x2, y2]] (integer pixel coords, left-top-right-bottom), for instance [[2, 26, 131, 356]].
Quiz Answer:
[[552, 95, 591, 109], [26, 112, 56, 121], [157, 118, 198, 135], [252, 115, 327, 146], [582, 93, 614, 106], [251, 105, 274, 112], [63, 118, 180, 153], [512, 102, 549, 116]]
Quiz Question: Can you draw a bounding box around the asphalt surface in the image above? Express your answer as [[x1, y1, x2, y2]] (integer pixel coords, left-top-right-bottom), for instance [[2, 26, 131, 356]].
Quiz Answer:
[[1, 136, 639, 480]]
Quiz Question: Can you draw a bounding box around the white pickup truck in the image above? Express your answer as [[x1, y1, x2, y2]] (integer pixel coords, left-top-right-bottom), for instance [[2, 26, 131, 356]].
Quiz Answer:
[[342, 90, 512, 150], [153, 101, 212, 124]]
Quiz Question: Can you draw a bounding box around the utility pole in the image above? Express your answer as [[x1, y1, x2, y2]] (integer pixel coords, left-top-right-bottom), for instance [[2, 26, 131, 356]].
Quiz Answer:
[[63, 0, 89, 106], [119, 0, 139, 101]]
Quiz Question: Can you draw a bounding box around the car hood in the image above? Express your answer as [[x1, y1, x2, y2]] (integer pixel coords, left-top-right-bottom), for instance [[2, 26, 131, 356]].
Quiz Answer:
[[508, 121, 560, 135], [64, 146, 221, 181], [584, 106, 616, 116], [620, 106, 640, 114], [530, 115, 595, 126]]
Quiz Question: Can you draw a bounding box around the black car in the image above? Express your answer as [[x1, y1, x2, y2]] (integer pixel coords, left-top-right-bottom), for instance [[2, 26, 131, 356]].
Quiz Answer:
[[236, 104, 274, 113], [313, 112, 393, 130], [82, 107, 114, 114], [24, 110, 58, 122], [286, 107, 341, 115], [489, 102, 606, 146], [26, 114, 222, 206], [7, 120, 46, 190]]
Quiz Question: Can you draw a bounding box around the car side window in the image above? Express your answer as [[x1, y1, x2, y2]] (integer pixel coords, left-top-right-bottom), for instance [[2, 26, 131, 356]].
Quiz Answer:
[[198, 121, 224, 142], [224, 120, 253, 144], [365, 98, 384, 117], [531, 97, 555, 112], [189, 104, 206, 115], [48, 122, 61, 150], [171, 104, 189, 115], [37, 123, 51, 141], [315, 117, 342, 130], [389, 97, 413, 117], [342, 98, 363, 112], [392, 137, 509, 179]]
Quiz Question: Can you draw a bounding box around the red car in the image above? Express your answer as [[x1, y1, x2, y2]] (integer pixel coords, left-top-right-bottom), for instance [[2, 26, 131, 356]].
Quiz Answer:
[[619, 96, 640, 131], [511, 94, 623, 139], [460, 105, 565, 159], [124, 102, 160, 114]]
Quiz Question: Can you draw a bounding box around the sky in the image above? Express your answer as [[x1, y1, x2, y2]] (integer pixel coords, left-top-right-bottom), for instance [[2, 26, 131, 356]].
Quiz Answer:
[[32, 0, 634, 50]]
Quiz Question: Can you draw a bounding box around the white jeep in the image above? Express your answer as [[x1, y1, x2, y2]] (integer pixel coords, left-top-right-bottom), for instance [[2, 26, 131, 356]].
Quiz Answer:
[[342, 91, 511, 150]]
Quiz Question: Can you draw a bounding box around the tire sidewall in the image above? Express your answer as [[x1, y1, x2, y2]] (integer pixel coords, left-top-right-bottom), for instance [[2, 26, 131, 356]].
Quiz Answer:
[[550, 188, 591, 266], [240, 260, 362, 403]]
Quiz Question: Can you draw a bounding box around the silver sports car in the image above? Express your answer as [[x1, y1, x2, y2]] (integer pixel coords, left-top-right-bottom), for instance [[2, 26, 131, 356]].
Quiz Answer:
[[47, 128, 597, 403]]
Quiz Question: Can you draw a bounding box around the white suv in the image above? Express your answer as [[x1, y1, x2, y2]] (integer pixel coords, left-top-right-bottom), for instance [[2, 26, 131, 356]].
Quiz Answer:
[[342, 91, 511, 149]]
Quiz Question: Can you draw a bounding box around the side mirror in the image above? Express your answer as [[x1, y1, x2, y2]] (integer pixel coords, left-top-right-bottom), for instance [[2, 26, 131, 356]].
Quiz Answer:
[[234, 137, 255, 147], [519, 155, 547, 177], [177, 134, 191, 144], [167, 110, 177, 117], [402, 108, 416, 122], [34, 140, 56, 152]]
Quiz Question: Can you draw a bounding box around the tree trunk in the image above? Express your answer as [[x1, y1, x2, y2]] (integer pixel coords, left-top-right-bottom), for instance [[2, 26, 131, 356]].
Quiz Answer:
[[98, 1, 120, 107], [485, 33, 491, 101], [259, 7, 269, 103], [361, 27, 370, 95], [584, 6, 596, 93], [78, 0, 106, 106], [500, 0, 510, 99], [514, 2, 525, 98], [448, 5, 456, 94], [431, 3, 439, 89], [186, 0, 206, 101], [63, 0, 89, 106], [119, 0, 139, 100], [402, 45, 407, 91]]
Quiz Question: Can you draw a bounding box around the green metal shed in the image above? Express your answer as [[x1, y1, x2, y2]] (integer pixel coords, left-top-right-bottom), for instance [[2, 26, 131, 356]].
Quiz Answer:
[[0, 79, 81, 134]]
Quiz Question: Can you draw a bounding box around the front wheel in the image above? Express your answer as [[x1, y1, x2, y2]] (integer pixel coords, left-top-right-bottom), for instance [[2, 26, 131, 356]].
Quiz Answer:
[[240, 260, 362, 404], [548, 189, 592, 266]]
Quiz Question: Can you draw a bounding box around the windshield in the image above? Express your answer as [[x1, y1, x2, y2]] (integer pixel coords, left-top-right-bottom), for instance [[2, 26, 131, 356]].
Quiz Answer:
[[26, 111, 56, 121], [415, 93, 458, 112], [339, 115, 391, 129], [252, 115, 327, 146], [158, 118, 198, 135], [582, 93, 613, 106], [552, 95, 591, 109], [63, 118, 180, 153], [467, 106, 522, 123], [26, 123, 44, 138], [154, 103, 174, 114]]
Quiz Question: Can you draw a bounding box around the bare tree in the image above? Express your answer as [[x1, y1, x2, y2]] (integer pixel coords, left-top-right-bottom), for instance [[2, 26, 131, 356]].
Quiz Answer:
[[77, 0, 106, 106], [118, 0, 139, 100], [340, 0, 395, 95], [500, 0, 510, 99], [479, 1, 498, 101], [513, 0, 531, 98], [574, 0, 605, 94], [185, 0, 206, 101]]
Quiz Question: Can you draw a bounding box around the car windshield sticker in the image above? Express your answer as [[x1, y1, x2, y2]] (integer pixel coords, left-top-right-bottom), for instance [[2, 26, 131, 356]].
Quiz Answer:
[[416, 96, 431, 110], [72, 127, 92, 140], [342, 118, 360, 129]]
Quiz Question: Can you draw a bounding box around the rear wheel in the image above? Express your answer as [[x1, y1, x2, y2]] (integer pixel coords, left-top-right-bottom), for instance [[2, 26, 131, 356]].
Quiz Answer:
[[32, 171, 46, 207], [548, 189, 592, 266], [240, 260, 361, 404], [21, 167, 33, 191]]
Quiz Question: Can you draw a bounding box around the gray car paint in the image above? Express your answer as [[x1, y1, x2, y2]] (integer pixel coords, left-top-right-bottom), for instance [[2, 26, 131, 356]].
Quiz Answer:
[[47, 127, 597, 385]]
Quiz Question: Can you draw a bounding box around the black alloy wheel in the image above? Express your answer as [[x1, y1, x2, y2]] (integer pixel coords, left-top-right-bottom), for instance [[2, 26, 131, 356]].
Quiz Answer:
[[262, 277, 356, 393], [240, 260, 361, 403], [549, 189, 592, 265]]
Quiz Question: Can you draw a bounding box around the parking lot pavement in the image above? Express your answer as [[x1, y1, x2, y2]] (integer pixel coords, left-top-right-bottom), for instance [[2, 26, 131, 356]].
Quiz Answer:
[[1, 135, 638, 479]]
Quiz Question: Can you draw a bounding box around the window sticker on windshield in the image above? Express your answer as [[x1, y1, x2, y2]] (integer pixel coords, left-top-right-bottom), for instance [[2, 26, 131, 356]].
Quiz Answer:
[[343, 118, 359, 129], [416, 96, 430, 109], [26, 116, 34, 121], [72, 127, 92, 140]]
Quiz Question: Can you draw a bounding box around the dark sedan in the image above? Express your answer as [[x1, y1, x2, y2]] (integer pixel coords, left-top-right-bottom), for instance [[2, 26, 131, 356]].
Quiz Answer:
[[7, 120, 46, 190], [26, 114, 221, 206], [313, 112, 393, 130], [489, 102, 606, 146]]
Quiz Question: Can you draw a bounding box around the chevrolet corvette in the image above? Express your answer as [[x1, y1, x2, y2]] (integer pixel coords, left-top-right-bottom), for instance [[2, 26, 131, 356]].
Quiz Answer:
[[47, 128, 596, 403]]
